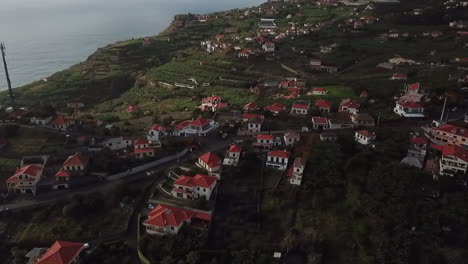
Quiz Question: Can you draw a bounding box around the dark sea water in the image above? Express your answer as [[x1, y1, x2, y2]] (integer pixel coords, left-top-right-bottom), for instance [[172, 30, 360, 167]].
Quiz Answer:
[[0, 0, 263, 91]]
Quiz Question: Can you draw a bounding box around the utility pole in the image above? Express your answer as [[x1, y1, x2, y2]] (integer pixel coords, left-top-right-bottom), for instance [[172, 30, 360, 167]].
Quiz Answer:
[[377, 112, 381, 126], [0, 42, 14, 106], [440, 96, 447, 121]]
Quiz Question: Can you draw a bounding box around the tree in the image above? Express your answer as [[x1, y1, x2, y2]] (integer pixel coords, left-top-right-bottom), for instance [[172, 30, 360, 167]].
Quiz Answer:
[[186, 251, 200, 264], [281, 229, 300, 252]]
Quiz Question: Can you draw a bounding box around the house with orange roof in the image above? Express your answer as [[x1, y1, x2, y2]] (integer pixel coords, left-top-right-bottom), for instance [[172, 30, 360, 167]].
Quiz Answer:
[[6, 164, 44, 195], [51, 116, 73, 130], [394, 100, 424, 118], [223, 145, 242, 166], [339, 98, 360, 114], [54, 152, 89, 190], [288, 157, 305, 185], [266, 150, 290, 170], [290, 100, 310, 115], [243, 102, 258, 111], [173, 118, 219, 137], [28, 241, 85, 264], [311, 117, 329, 130], [355, 130, 376, 145], [264, 103, 287, 116], [311, 87, 327, 95], [144, 204, 212, 235], [197, 152, 222, 177], [315, 99, 332, 113], [430, 124, 468, 147], [433, 144, 468, 177], [253, 134, 275, 149], [147, 124, 167, 145], [133, 138, 155, 159], [172, 174, 218, 200]]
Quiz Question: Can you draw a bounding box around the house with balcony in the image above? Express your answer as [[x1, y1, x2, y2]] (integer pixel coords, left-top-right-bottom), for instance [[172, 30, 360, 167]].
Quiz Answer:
[[144, 204, 212, 236], [355, 130, 376, 145], [197, 152, 222, 178], [172, 174, 218, 200], [430, 124, 468, 147], [54, 152, 89, 190], [266, 150, 290, 170], [6, 164, 44, 195], [288, 157, 305, 185], [101, 137, 133, 151], [435, 145, 468, 177], [394, 100, 425, 118], [173, 118, 219, 137], [134, 138, 155, 159], [223, 145, 241, 166]]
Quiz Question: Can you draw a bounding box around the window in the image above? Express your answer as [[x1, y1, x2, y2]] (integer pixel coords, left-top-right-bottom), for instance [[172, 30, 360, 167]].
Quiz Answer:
[[170, 226, 175, 230]]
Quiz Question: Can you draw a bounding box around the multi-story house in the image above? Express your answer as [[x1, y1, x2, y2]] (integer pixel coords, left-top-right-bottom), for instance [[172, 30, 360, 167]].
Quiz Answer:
[[172, 174, 218, 200], [6, 164, 43, 195], [173, 118, 219, 137], [430, 124, 468, 147], [197, 152, 222, 178], [144, 204, 212, 236], [29, 241, 85, 264], [284, 132, 300, 147], [394, 100, 425, 118], [266, 150, 290, 170], [288, 157, 305, 185], [438, 145, 468, 176], [223, 145, 241, 166]]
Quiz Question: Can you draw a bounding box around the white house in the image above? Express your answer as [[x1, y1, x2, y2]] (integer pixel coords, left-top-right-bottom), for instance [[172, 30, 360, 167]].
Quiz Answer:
[[101, 137, 133, 151], [283, 132, 300, 147], [197, 152, 222, 177], [288, 157, 305, 185], [134, 138, 155, 159], [6, 164, 43, 195], [30, 116, 52, 126], [266, 150, 290, 170], [339, 98, 360, 114], [355, 130, 376, 145], [173, 118, 219, 137], [394, 100, 425, 118], [51, 116, 73, 131], [144, 205, 212, 236], [253, 134, 275, 149], [32, 241, 85, 264], [312, 117, 329, 129], [172, 174, 218, 200], [311, 87, 327, 95], [350, 113, 375, 127], [437, 145, 468, 177], [147, 124, 167, 145], [290, 100, 310, 115], [223, 145, 241, 166], [262, 41, 275, 52]]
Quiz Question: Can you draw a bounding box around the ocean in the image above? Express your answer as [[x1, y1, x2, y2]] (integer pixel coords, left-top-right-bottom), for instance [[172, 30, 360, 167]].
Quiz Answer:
[[0, 0, 263, 91]]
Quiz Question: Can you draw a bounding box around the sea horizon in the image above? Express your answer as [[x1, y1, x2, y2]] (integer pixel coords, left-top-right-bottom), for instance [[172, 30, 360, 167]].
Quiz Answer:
[[0, 0, 264, 91]]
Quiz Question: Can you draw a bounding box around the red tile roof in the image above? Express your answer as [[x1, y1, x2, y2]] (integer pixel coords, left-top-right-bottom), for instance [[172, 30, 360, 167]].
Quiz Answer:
[[174, 174, 217, 188], [191, 118, 209, 127], [312, 87, 326, 92], [255, 134, 274, 140], [410, 136, 428, 145], [436, 124, 468, 138], [146, 204, 212, 228], [229, 145, 241, 153], [199, 152, 221, 168], [36, 241, 84, 264], [149, 124, 166, 132], [63, 153, 87, 167], [392, 73, 407, 79], [243, 113, 264, 120], [315, 99, 332, 108], [268, 150, 290, 159], [312, 117, 328, 124], [55, 170, 71, 178], [340, 99, 360, 109], [51, 116, 70, 125], [438, 145, 468, 162], [134, 138, 150, 146], [407, 82, 420, 91], [8, 164, 43, 182], [265, 103, 286, 113], [126, 105, 140, 113], [361, 90, 369, 96], [243, 102, 258, 110], [397, 100, 424, 109], [175, 120, 192, 131], [202, 96, 222, 103], [134, 147, 155, 154], [356, 130, 374, 138]]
